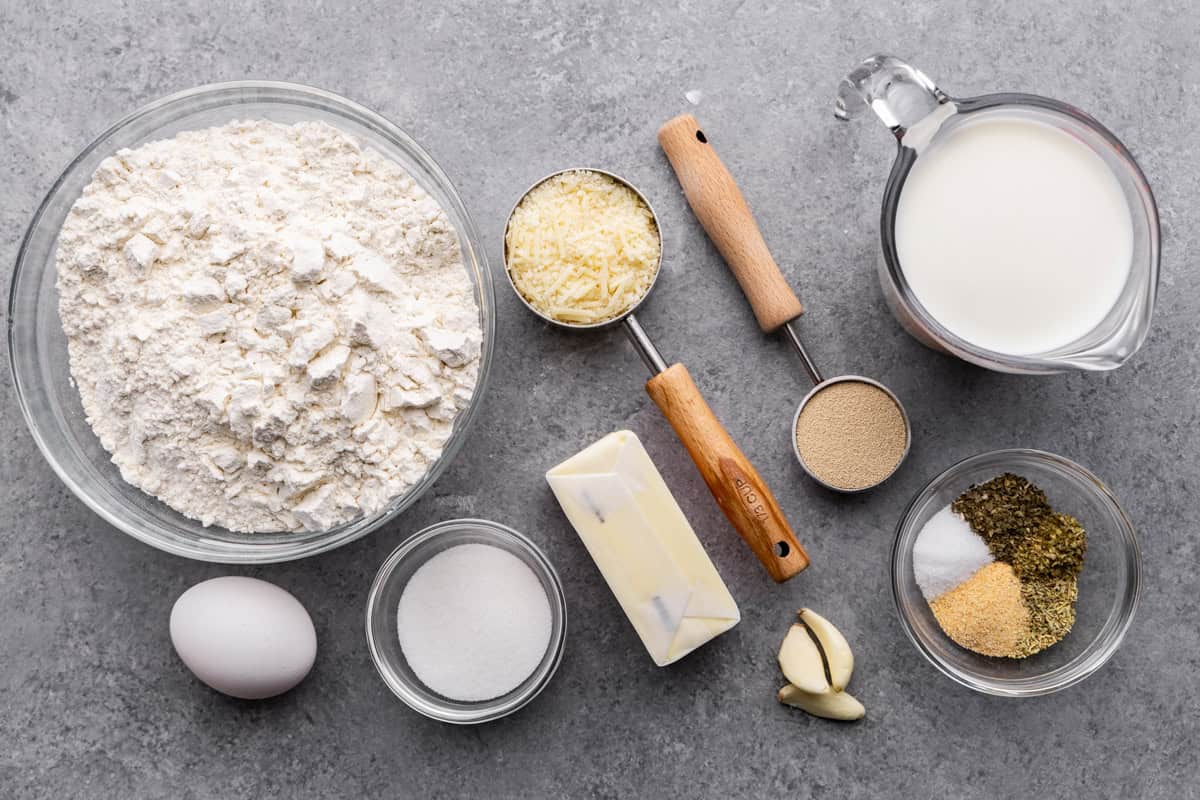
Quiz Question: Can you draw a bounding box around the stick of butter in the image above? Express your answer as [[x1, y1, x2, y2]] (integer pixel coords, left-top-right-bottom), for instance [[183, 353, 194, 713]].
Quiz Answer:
[[546, 430, 740, 666]]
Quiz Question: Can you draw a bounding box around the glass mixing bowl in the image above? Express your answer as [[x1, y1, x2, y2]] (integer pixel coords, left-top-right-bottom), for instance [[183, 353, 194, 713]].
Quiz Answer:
[[7, 82, 495, 563], [892, 449, 1140, 696], [365, 519, 567, 724]]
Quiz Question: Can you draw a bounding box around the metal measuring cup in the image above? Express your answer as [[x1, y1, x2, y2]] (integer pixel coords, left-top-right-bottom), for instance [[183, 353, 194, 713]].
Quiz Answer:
[[504, 168, 809, 582], [659, 115, 911, 492]]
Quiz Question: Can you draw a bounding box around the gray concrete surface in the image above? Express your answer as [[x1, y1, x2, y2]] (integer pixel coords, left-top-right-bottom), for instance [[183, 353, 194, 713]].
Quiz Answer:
[[2, 1, 1197, 797]]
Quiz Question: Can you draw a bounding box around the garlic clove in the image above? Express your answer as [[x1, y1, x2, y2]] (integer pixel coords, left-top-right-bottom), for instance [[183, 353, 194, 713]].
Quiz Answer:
[[777, 683, 865, 721], [798, 608, 854, 692], [778, 623, 830, 694]]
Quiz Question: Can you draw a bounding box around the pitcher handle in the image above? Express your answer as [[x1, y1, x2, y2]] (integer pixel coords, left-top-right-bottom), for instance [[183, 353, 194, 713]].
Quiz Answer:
[[835, 55, 948, 137]]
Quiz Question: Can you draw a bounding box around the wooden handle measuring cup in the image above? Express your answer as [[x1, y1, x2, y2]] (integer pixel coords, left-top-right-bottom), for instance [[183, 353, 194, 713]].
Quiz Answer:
[[645, 364, 809, 582], [658, 114, 804, 333]]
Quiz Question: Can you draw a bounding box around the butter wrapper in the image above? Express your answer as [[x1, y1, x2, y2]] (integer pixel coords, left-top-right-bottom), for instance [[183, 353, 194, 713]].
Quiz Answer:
[[547, 430, 739, 666]]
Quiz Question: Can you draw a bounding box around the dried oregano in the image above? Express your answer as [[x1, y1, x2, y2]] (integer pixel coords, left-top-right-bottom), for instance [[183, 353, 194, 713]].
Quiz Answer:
[[1023, 512, 1087, 580], [1015, 576, 1079, 657], [952, 473, 1086, 581]]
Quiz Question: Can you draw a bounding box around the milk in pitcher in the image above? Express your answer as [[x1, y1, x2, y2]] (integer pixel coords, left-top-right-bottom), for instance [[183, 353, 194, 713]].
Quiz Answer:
[[893, 114, 1134, 356]]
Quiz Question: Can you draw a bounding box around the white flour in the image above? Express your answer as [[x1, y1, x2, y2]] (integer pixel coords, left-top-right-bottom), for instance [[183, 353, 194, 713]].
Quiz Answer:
[[56, 119, 481, 533]]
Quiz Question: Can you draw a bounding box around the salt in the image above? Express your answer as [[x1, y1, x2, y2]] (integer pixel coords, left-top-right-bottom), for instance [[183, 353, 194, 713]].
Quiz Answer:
[[912, 505, 994, 601], [398, 543, 553, 702]]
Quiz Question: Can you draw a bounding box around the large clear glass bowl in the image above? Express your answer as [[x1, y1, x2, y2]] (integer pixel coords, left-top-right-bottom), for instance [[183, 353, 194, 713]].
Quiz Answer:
[[7, 82, 495, 563], [892, 449, 1140, 696]]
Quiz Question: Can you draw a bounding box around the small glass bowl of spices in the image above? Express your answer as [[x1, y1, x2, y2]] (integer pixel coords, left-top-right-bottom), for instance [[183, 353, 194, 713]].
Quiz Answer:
[[892, 450, 1140, 696], [366, 519, 567, 723]]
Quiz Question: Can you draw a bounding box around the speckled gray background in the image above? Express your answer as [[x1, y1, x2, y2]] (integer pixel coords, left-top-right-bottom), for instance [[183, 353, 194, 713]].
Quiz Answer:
[[2, 1, 1196, 797]]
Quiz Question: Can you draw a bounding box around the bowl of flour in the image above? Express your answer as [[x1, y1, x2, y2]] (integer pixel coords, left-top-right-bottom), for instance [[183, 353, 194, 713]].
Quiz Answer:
[[9, 82, 495, 562]]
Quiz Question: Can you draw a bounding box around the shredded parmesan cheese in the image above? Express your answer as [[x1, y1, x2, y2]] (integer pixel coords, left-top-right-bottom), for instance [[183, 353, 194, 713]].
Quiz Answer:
[[505, 170, 660, 324]]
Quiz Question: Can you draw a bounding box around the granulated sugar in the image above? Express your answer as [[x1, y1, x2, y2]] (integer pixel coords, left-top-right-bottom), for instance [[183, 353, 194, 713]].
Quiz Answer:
[[397, 544, 552, 702], [912, 504, 994, 600]]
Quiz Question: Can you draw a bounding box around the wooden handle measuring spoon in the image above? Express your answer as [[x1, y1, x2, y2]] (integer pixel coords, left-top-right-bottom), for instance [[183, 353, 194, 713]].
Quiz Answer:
[[658, 114, 804, 333], [658, 114, 912, 493]]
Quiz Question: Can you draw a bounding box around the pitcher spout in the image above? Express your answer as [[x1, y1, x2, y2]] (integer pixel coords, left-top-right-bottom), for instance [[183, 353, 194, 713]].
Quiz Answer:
[[835, 55, 948, 137]]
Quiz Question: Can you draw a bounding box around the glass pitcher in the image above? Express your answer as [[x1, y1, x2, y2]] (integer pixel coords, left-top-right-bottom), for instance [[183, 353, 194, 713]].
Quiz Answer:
[[836, 55, 1159, 374]]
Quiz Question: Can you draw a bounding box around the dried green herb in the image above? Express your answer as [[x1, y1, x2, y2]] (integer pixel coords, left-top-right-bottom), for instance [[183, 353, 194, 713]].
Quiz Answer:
[[952, 473, 1086, 581], [1015, 576, 1079, 657], [1020, 512, 1087, 579], [951, 473, 1087, 657], [952, 473, 1050, 564]]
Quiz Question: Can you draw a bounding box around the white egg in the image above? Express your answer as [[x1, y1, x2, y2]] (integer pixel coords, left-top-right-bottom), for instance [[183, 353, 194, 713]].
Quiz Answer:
[[170, 576, 317, 700]]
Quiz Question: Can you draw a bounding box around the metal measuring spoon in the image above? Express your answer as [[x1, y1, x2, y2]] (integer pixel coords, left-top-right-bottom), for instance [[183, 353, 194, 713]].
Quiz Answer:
[[504, 168, 809, 582], [659, 116, 911, 492]]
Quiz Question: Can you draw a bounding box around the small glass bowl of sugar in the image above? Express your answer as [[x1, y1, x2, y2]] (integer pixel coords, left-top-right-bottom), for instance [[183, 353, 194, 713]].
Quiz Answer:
[[366, 519, 567, 724]]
